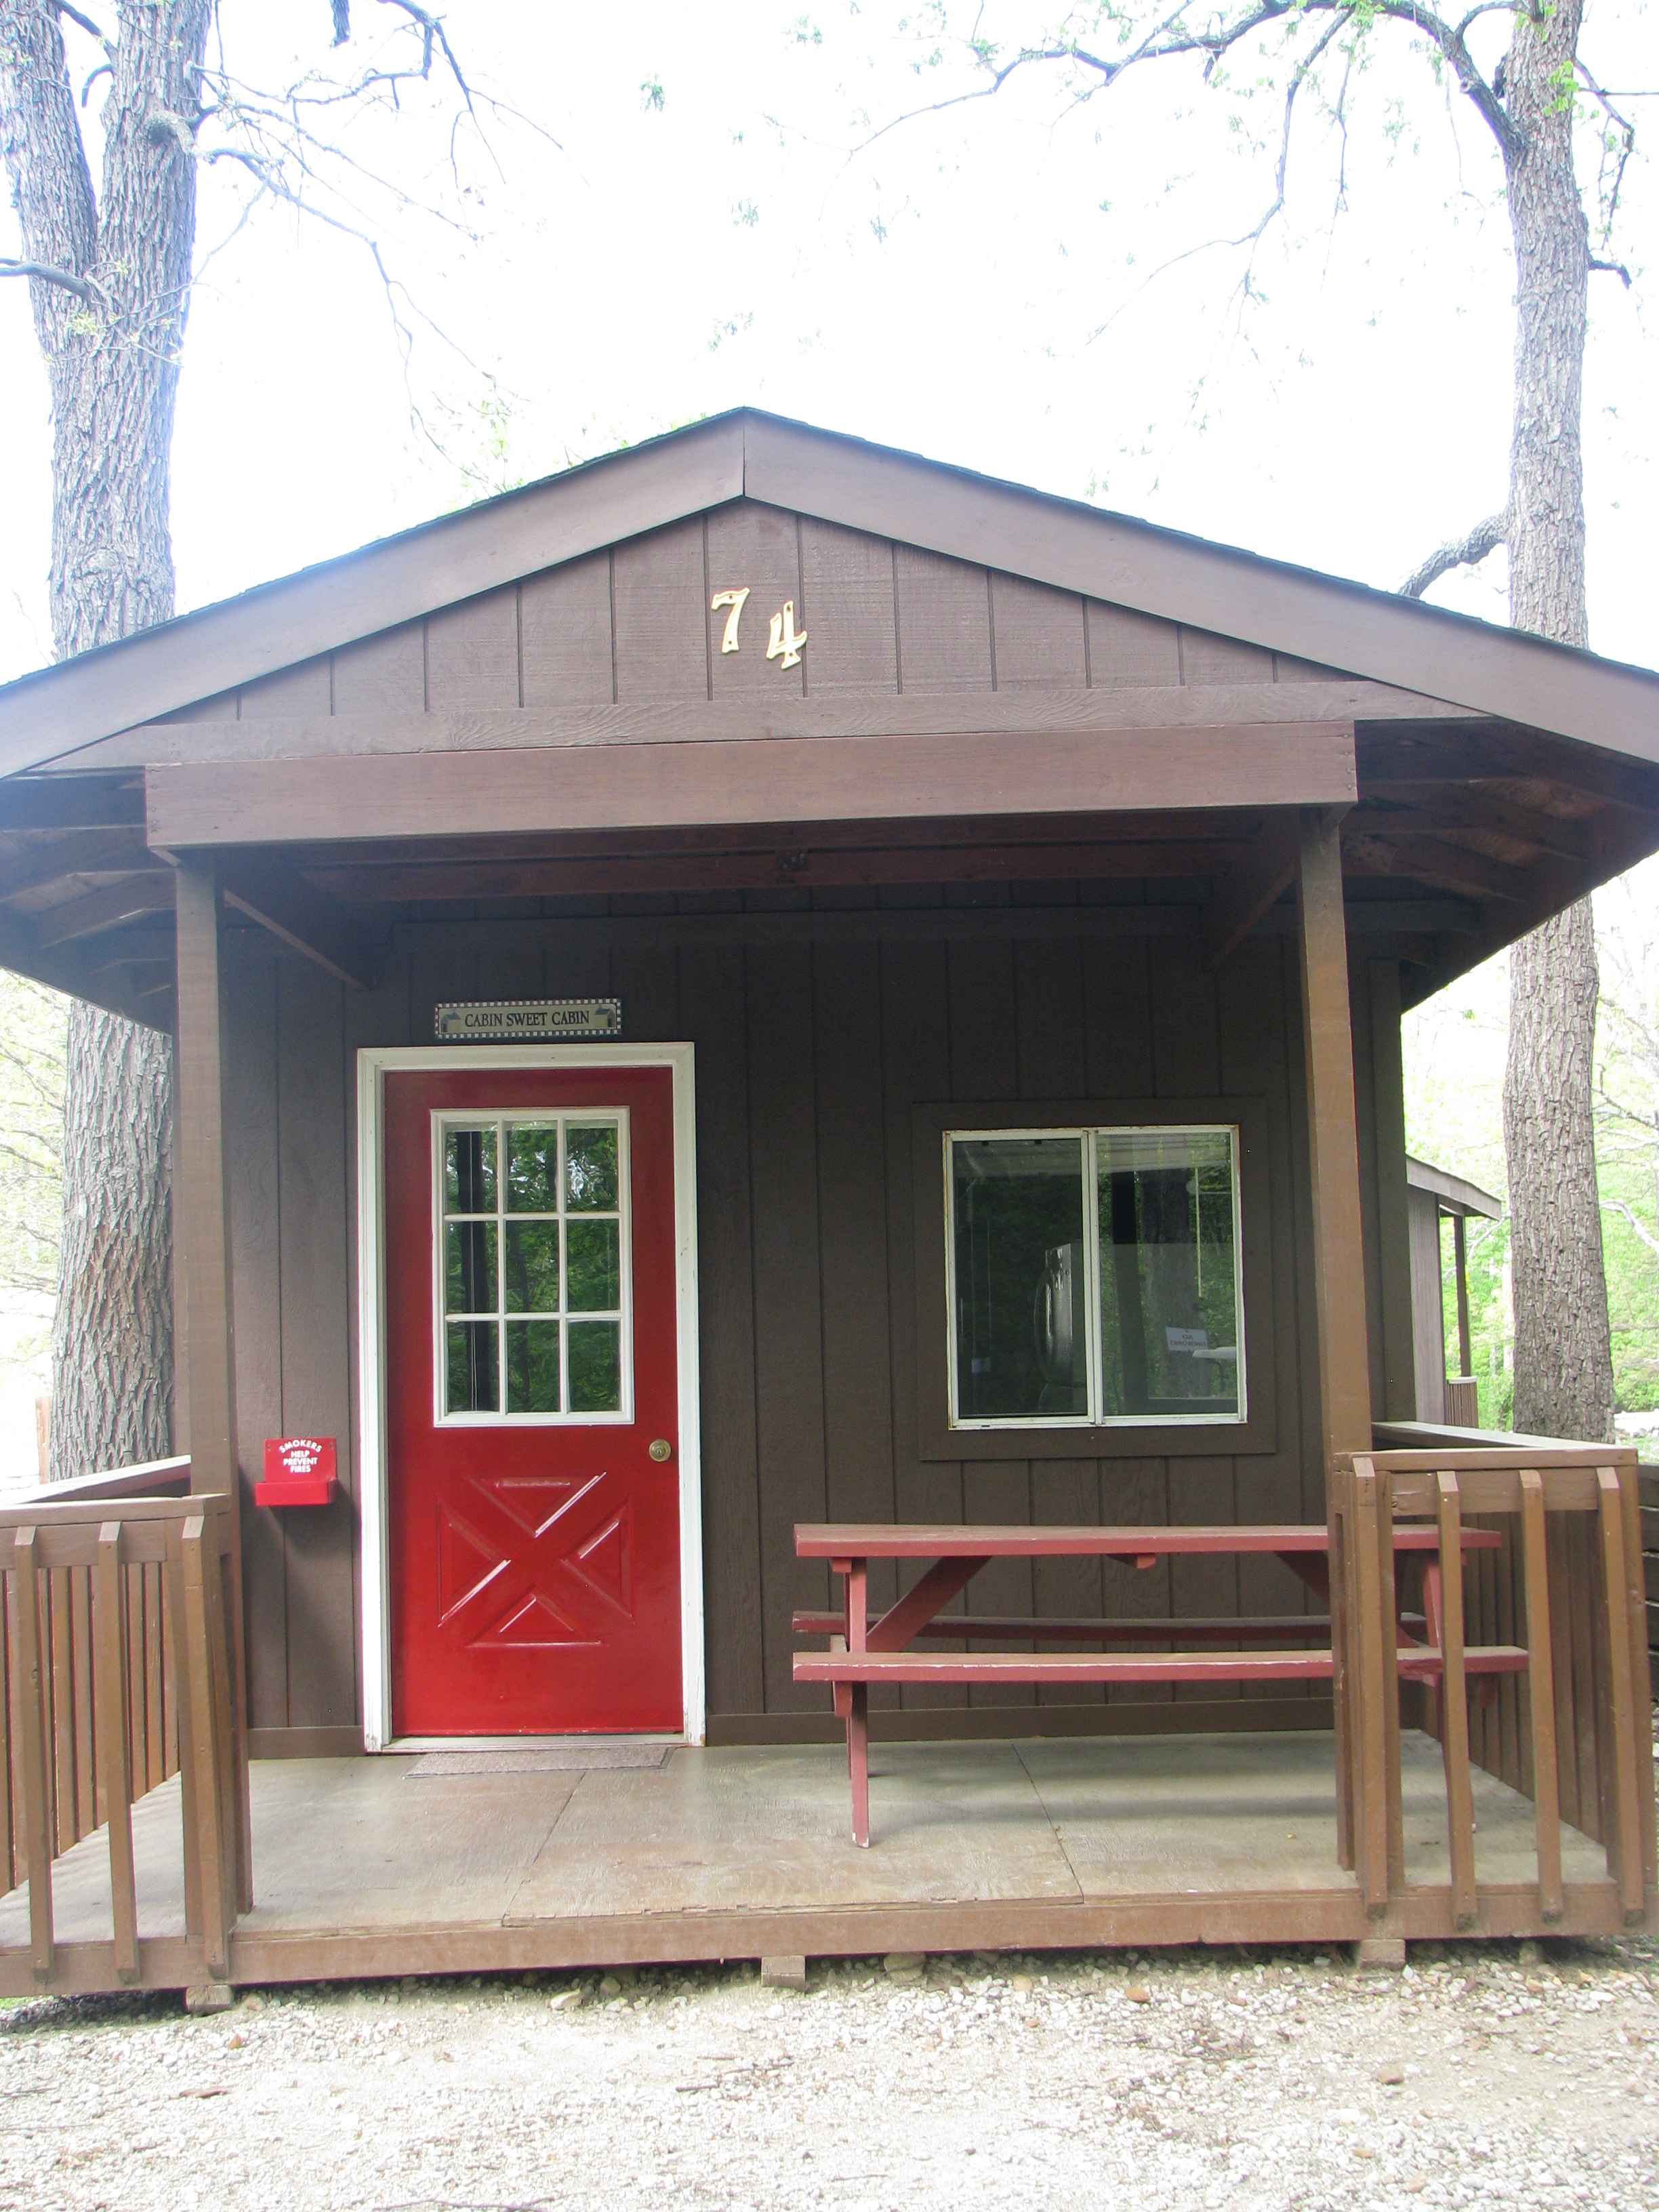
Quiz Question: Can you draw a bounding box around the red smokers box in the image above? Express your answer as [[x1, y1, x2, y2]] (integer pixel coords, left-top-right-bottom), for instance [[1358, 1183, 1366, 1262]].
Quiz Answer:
[[257, 1436, 338, 1508]]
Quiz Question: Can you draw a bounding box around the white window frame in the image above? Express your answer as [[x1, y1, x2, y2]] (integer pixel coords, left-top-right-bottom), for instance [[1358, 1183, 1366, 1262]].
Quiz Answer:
[[356, 1043, 703, 1752], [430, 1108, 635, 1428], [943, 1122, 1247, 1432]]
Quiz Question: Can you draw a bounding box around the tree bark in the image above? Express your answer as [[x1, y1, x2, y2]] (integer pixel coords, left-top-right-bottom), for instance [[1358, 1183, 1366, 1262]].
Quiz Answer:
[[1, 1, 210, 1478], [47, 1001, 174, 1479], [1498, 0, 1615, 1443]]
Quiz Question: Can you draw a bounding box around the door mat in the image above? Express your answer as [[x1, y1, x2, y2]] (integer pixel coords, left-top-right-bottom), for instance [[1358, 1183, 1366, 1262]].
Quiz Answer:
[[407, 1746, 673, 1778]]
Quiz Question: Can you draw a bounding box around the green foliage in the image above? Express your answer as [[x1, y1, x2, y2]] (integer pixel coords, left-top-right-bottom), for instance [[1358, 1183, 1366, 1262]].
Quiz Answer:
[[0, 975, 66, 1297]]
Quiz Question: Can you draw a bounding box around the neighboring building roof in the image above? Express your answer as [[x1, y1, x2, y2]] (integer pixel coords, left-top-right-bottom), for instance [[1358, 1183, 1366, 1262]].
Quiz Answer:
[[1406, 1155, 1504, 1220], [1, 407, 1656, 779]]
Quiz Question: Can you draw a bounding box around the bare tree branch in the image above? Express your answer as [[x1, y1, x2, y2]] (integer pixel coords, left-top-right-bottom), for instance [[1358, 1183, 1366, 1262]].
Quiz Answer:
[[1399, 511, 1509, 598], [0, 254, 102, 303]]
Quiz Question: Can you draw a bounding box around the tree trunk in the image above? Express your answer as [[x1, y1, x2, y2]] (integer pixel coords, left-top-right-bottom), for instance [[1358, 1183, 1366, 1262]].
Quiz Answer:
[[1497, 0, 1615, 1443], [47, 1002, 174, 1479], [1, 1, 210, 1479]]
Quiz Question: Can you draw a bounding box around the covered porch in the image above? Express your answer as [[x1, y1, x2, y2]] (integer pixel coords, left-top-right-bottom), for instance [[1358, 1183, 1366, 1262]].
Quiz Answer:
[[0, 1722, 1629, 1998]]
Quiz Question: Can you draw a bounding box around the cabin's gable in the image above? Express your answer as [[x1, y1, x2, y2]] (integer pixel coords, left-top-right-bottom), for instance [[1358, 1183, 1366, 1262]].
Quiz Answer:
[[115, 501, 1409, 766]]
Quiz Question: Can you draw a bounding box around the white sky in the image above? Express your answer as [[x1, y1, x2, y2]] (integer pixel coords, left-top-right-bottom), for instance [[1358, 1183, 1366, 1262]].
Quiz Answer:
[[0, 0, 1654, 682]]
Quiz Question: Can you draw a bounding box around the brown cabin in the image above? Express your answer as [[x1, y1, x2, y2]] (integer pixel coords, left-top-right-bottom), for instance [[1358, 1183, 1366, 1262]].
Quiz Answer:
[[0, 412, 1652, 1995]]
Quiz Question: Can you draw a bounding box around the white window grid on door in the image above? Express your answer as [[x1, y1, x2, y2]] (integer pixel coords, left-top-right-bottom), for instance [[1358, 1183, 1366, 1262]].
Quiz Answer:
[[430, 1108, 634, 1426], [942, 1122, 1246, 1431]]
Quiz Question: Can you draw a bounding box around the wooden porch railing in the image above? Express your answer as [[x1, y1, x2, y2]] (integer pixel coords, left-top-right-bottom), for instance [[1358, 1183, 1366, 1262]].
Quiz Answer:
[[1, 1464, 250, 1988], [1332, 1440, 1655, 1933]]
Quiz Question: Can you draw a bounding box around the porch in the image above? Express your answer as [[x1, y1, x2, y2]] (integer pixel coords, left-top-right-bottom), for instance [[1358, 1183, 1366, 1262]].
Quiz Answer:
[[0, 1727, 1626, 1997]]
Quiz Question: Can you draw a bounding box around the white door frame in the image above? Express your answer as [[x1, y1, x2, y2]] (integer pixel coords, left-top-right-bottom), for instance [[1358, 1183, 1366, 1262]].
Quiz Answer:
[[355, 1042, 703, 1752]]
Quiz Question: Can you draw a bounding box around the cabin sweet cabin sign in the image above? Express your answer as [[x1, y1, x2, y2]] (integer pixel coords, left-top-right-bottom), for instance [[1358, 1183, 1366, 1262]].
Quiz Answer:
[[434, 998, 623, 1042]]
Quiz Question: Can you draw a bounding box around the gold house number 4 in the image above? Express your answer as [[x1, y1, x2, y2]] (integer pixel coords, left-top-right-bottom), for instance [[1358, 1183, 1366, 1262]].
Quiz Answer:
[[710, 587, 808, 671]]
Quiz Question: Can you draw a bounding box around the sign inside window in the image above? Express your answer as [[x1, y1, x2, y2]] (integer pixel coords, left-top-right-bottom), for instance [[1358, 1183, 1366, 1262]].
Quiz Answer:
[[947, 1125, 1244, 1429], [435, 999, 621, 1043]]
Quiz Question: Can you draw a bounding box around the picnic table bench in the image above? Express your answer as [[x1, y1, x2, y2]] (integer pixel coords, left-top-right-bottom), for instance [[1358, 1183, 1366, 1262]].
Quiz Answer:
[[792, 1522, 1523, 1845]]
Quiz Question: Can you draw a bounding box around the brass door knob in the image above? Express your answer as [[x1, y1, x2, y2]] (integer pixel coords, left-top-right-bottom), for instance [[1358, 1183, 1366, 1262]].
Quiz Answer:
[[648, 1438, 672, 1462]]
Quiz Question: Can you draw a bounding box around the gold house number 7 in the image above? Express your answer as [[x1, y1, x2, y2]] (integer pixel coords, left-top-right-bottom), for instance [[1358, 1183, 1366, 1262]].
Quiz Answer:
[[710, 587, 809, 670]]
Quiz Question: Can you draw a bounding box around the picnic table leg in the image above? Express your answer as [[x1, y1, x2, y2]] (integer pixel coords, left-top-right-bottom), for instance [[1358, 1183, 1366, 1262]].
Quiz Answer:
[[848, 1683, 870, 1847]]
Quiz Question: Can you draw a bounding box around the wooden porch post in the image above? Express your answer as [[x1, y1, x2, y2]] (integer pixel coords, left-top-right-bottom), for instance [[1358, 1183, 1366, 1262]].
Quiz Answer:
[[173, 861, 239, 1508], [1296, 809, 1382, 1891]]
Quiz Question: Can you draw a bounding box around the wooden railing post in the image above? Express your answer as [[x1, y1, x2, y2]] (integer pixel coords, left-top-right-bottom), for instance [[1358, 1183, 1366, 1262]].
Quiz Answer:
[[1351, 1460, 1392, 1917], [1595, 1467, 1645, 1921], [9, 1530, 52, 1980], [93, 1522, 140, 1982], [180, 1513, 231, 1980], [1517, 1469, 1564, 1921], [1435, 1469, 1477, 1929], [1612, 1462, 1657, 1906]]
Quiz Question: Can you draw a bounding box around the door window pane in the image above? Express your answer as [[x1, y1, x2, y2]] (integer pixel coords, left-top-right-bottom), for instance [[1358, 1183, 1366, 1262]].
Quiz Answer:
[[445, 1221, 497, 1316], [1097, 1129, 1240, 1418], [566, 1218, 620, 1312], [445, 1126, 496, 1214], [505, 1319, 561, 1413], [504, 1221, 559, 1314], [447, 1320, 499, 1414], [569, 1322, 621, 1412], [506, 1124, 558, 1212], [951, 1136, 1088, 1421], [565, 1125, 619, 1211]]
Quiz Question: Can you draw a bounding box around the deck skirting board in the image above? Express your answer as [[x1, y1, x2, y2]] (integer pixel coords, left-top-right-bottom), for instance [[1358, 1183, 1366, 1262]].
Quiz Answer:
[[1, 1880, 1645, 1997], [707, 1698, 1334, 1746]]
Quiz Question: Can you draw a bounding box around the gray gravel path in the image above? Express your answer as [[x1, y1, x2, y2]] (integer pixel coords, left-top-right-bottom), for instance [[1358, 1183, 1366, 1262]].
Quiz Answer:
[[2, 1931, 1654, 2210]]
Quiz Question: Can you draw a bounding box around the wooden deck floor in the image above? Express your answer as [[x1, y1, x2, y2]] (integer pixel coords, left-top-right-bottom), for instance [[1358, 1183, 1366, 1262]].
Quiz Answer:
[[0, 1730, 1627, 1993]]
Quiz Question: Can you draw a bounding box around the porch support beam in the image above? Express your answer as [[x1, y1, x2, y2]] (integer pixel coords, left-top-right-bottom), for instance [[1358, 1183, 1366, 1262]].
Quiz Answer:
[[144, 722, 1358, 850], [1298, 808, 1374, 1462], [218, 851, 379, 992], [173, 861, 239, 1513], [1199, 813, 1301, 970]]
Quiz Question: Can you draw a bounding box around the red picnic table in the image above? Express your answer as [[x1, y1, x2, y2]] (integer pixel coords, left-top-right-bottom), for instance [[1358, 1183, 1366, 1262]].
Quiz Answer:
[[792, 1521, 1520, 1845]]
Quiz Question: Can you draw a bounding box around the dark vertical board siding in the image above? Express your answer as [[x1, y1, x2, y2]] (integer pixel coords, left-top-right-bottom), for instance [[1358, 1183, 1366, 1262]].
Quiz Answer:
[[1017, 933, 1104, 1700], [745, 948, 829, 1710], [331, 623, 425, 716], [520, 554, 613, 710], [681, 947, 764, 1715], [880, 935, 967, 1710], [706, 504, 806, 702], [814, 945, 900, 1692], [1219, 937, 1314, 1691], [276, 965, 356, 1729], [425, 588, 520, 714], [894, 547, 994, 694], [611, 520, 710, 703], [1086, 603, 1181, 688], [225, 954, 285, 1729], [798, 521, 899, 697], [609, 945, 680, 1042], [948, 935, 1032, 1700], [1179, 628, 1276, 684], [239, 657, 331, 719], [989, 576, 1088, 689]]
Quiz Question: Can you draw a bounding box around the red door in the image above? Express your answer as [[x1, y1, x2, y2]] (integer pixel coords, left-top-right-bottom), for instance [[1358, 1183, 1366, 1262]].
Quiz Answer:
[[384, 1065, 682, 1736]]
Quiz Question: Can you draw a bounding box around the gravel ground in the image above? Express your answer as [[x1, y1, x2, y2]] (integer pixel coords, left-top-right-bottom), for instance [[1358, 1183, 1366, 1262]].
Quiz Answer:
[[2, 1928, 1655, 2211]]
